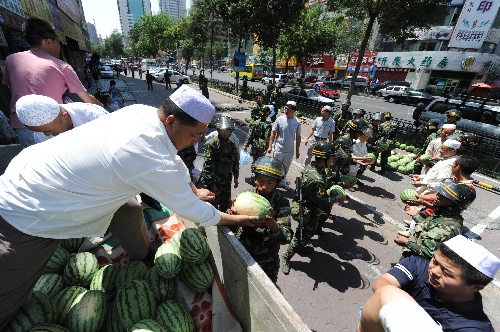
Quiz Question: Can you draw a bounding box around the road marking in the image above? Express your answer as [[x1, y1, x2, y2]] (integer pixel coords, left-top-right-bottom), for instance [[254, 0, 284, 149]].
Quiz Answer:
[[489, 206, 500, 220]]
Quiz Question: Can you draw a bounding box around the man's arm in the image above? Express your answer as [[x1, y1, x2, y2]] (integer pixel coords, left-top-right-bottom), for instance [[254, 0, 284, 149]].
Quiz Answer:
[[372, 273, 401, 293], [295, 133, 301, 158], [267, 131, 276, 154], [304, 128, 315, 145], [76, 91, 104, 107]]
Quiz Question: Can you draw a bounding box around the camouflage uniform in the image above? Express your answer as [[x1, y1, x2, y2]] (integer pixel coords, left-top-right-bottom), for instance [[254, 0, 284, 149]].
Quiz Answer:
[[200, 135, 239, 212], [177, 144, 197, 182], [333, 109, 353, 138], [250, 104, 264, 122], [315, 164, 345, 233], [244, 118, 272, 165], [401, 209, 463, 260], [368, 121, 396, 173], [237, 188, 292, 283]]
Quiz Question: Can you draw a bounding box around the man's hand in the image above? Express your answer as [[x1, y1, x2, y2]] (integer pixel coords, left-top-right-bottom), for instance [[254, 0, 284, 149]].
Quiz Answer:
[[234, 178, 239, 188], [412, 180, 422, 187], [404, 204, 419, 216], [209, 185, 219, 195], [260, 215, 279, 232], [196, 188, 215, 201], [267, 147, 272, 155], [296, 152, 300, 159], [394, 235, 409, 246], [304, 139, 309, 146]]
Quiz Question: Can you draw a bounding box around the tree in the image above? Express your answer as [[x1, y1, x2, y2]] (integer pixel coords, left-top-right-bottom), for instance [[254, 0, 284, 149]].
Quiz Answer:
[[103, 30, 124, 58], [328, 0, 451, 100], [129, 13, 176, 58]]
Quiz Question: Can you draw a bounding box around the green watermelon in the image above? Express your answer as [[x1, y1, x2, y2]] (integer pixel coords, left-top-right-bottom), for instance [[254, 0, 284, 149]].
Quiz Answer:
[[54, 286, 87, 326], [397, 165, 407, 174], [65, 290, 107, 332], [44, 246, 71, 274], [28, 324, 70, 332], [60, 238, 85, 253], [170, 228, 210, 263], [115, 280, 156, 328], [6, 292, 56, 332], [377, 140, 390, 151], [115, 260, 147, 291], [399, 144, 407, 150], [395, 142, 401, 148], [339, 174, 357, 184], [145, 267, 176, 303], [388, 162, 398, 170], [33, 274, 65, 299], [180, 259, 214, 293], [406, 145, 415, 152], [233, 191, 271, 223], [400, 189, 418, 202], [128, 319, 167, 332], [154, 242, 182, 279], [419, 153, 431, 165], [329, 185, 345, 197], [104, 301, 125, 332], [90, 264, 119, 297], [366, 153, 376, 165], [155, 300, 195, 332], [63, 252, 99, 288]]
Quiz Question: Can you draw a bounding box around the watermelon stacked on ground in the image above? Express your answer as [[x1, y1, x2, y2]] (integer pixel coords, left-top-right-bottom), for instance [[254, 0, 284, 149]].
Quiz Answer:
[[60, 238, 85, 253], [115, 280, 156, 328], [154, 242, 182, 279], [27, 323, 70, 331], [6, 291, 56, 332], [65, 290, 106, 332], [115, 260, 147, 291], [129, 319, 167, 332], [63, 252, 99, 288], [145, 266, 176, 303], [33, 273, 65, 299], [180, 259, 215, 293], [156, 300, 195, 332], [90, 264, 119, 298], [170, 228, 210, 263], [54, 286, 87, 326], [44, 246, 71, 274]]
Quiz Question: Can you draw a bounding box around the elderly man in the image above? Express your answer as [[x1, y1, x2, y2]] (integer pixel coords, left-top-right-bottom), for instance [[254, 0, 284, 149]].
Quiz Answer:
[[0, 85, 258, 328], [359, 235, 499, 332], [422, 124, 456, 174], [303, 105, 335, 167]]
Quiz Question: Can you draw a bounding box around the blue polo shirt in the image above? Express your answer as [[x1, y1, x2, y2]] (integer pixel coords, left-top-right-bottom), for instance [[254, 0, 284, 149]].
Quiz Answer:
[[388, 256, 493, 332]]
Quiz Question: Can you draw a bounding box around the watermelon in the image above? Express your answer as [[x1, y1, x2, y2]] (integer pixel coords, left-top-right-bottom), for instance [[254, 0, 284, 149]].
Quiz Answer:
[[28, 324, 70, 332], [60, 238, 85, 253], [339, 174, 357, 184], [128, 319, 167, 332], [6, 291, 56, 332], [170, 228, 210, 264], [44, 246, 71, 274], [406, 145, 415, 152], [329, 185, 345, 197], [180, 259, 214, 293], [233, 191, 271, 223], [155, 300, 195, 332], [65, 290, 107, 332], [54, 286, 87, 326], [400, 189, 418, 202], [397, 165, 407, 174], [419, 153, 431, 165], [366, 153, 376, 165], [377, 140, 390, 151], [104, 301, 125, 332], [399, 144, 407, 150], [33, 274, 65, 299], [145, 267, 176, 303], [63, 252, 99, 288], [154, 242, 182, 279], [115, 260, 147, 291], [115, 280, 156, 328], [395, 142, 401, 148], [90, 264, 119, 297]]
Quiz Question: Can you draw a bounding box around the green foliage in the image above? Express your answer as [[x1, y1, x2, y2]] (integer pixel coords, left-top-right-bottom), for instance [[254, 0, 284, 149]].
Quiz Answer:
[[103, 30, 124, 59]]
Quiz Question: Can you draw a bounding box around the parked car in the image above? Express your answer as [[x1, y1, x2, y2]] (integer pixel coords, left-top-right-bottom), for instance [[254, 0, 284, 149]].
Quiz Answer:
[[310, 83, 340, 100], [341, 76, 369, 89], [304, 75, 318, 83], [154, 69, 190, 83], [283, 87, 336, 105], [371, 80, 411, 94], [262, 74, 288, 87], [99, 65, 115, 79], [317, 76, 343, 89], [385, 91, 434, 105], [377, 85, 409, 98]]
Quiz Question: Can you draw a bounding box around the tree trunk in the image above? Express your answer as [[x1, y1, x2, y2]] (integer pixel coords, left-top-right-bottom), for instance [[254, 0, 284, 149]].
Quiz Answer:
[[210, 24, 214, 80]]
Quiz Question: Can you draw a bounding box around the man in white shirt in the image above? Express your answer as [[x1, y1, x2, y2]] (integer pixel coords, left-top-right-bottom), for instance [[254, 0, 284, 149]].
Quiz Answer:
[[303, 105, 335, 167], [422, 124, 455, 174], [0, 85, 258, 328]]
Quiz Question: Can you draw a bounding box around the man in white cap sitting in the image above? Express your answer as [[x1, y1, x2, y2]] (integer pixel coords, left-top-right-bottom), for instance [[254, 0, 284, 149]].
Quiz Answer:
[[0, 85, 259, 329], [359, 235, 499, 332], [302, 105, 335, 167], [267, 100, 301, 188], [421, 123, 456, 175], [15, 94, 108, 144], [412, 138, 461, 195]]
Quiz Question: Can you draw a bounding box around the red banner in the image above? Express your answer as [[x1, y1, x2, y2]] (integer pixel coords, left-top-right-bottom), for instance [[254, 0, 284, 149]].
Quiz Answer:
[[348, 52, 378, 67]]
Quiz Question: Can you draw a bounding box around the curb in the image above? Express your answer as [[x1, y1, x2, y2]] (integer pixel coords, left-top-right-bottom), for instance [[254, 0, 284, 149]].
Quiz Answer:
[[208, 87, 255, 106]]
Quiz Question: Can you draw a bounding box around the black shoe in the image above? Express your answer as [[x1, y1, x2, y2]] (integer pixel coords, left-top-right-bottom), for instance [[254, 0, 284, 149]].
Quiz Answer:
[[356, 179, 364, 186], [377, 170, 386, 175]]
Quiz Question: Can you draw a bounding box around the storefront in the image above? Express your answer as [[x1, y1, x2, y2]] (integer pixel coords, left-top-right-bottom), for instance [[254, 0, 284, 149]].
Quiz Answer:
[[295, 54, 336, 77]]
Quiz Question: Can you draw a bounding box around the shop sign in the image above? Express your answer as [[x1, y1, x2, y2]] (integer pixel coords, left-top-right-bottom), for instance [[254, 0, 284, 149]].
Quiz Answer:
[[449, 0, 500, 49], [22, 0, 51, 23], [412, 26, 453, 41], [376, 67, 409, 73], [56, 0, 82, 24], [349, 51, 377, 67], [0, 0, 24, 17], [461, 56, 476, 69]]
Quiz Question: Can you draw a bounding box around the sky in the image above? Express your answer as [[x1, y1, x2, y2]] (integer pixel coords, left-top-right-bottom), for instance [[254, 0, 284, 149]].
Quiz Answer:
[[81, 0, 161, 38]]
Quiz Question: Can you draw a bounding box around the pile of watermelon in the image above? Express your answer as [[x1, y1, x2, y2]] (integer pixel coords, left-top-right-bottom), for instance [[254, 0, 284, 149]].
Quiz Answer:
[[387, 152, 417, 175], [6, 228, 214, 332]]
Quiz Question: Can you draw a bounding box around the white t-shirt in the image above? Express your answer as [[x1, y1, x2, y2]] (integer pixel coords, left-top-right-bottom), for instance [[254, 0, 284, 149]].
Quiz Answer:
[[271, 115, 301, 154], [312, 117, 335, 139], [35, 102, 108, 143], [0, 105, 221, 238]]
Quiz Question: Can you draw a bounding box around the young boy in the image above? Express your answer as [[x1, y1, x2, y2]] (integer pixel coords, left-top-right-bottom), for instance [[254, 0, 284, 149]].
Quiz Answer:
[[236, 156, 292, 284]]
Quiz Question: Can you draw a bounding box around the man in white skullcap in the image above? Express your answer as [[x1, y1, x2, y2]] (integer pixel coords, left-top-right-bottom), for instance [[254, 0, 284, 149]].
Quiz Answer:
[[412, 138, 461, 195], [0, 85, 259, 328], [303, 104, 335, 167], [15, 94, 108, 144], [421, 123, 456, 175], [267, 100, 301, 188], [360, 235, 499, 332]]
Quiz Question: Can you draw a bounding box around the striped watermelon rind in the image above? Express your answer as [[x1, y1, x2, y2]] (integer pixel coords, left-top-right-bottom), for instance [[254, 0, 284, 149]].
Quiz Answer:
[[115, 280, 156, 328], [329, 185, 345, 197], [90, 264, 119, 297], [400, 188, 418, 202], [65, 290, 107, 332], [155, 300, 195, 332], [63, 252, 99, 288], [180, 259, 215, 293], [6, 291, 56, 332], [115, 260, 147, 291], [145, 267, 176, 303], [44, 246, 71, 274], [170, 228, 210, 263], [33, 274, 65, 299], [60, 238, 85, 253], [154, 242, 182, 279], [28, 323, 70, 332], [128, 319, 167, 332], [104, 301, 125, 332], [54, 286, 87, 326]]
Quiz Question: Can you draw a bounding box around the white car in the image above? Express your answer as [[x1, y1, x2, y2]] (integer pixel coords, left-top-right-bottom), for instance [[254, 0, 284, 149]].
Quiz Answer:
[[154, 69, 190, 84], [262, 74, 288, 87], [376, 85, 409, 97], [99, 65, 115, 79]]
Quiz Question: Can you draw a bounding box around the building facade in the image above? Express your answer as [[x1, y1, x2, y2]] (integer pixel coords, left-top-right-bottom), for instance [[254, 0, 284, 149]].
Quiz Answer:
[[84, 21, 99, 45], [117, 0, 152, 36], [158, 0, 186, 19]]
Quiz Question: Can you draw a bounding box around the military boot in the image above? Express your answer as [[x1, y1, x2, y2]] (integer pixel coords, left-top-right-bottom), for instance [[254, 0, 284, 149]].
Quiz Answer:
[[281, 255, 291, 275]]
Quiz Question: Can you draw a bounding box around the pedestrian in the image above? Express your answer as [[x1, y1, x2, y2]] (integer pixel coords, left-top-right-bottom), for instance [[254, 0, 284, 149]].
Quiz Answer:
[[123, 64, 128, 76], [266, 100, 301, 189], [243, 106, 272, 166], [360, 235, 499, 332], [0, 85, 259, 328], [201, 77, 209, 99], [164, 69, 171, 89], [235, 156, 292, 285], [138, 67, 143, 79], [108, 80, 124, 112], [131, 66, 135, 79], [2, 17, 103, 147], [303, 105, 335, 167], [199, 117, 240, 212], [146, 70, 154, 90]]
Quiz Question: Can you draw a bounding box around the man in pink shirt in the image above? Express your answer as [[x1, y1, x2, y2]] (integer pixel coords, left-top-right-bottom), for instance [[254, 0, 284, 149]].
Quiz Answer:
[[2, 17, 102, 147]]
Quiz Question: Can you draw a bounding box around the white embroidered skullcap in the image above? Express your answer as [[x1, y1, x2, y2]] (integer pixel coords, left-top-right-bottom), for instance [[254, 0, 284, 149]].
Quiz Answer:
[[323, 105, 332, 112], [441, 124, 456, 129], [286, 100, 297, 107], [169, 85, 215, 125], [443, 139, 461, 150], [443, 235, 500, 278], [16, 94, 61, 126]]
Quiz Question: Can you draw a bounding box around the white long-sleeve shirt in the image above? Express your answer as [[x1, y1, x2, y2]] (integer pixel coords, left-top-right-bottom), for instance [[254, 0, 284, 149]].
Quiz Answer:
[[417, 157, 456, 194], [0, 105, 221, 238]]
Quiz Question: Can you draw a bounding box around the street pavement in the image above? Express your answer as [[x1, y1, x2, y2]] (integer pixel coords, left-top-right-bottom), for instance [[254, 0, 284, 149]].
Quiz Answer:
[[112, 72, 500, 331]]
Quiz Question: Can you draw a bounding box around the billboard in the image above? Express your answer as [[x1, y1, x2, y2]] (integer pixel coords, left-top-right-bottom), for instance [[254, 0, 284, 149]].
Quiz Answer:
[[233, 52, 246, 72], [449, 0, 500, 49]]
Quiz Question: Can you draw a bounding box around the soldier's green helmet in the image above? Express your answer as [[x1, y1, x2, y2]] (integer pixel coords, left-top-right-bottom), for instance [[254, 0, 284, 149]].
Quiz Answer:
[[216, 116, 235, 130], [456, 133, 480, 149], [260, 106, 271, 116], [252, 156, 286, 180], [333, 137, 353, 154], [372, 113, 384, 121], [424, 120, 440, 131], [384, 112, 392, 120], [347, 118, 372, 137], [435, 179, 476, 210], [312, 141, 336, 159]]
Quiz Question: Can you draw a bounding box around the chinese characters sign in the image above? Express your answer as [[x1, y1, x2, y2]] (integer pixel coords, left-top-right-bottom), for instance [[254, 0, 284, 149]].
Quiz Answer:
[[449, 0, 500, 49]]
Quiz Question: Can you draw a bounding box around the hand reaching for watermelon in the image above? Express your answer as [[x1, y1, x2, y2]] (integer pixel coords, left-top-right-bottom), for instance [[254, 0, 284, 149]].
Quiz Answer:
[[404, 204, 420, 216], [196, 188, 215, 201], [394, 235, 409, 246]]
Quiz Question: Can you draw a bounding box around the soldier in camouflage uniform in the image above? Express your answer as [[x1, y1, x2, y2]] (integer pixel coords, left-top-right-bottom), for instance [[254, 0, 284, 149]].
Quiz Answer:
[[243, 106, 272, 166], [282, 141, 339, 275], [395, 179, 476, 260], [413, 120, 440, 174], [367, 112, 396, 174], [332, 100, 353, 139], [250, 92, 265, 122], [177, 144, 197, 182], [200, 117, 239, 212], [236, 156, 292, 284]]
